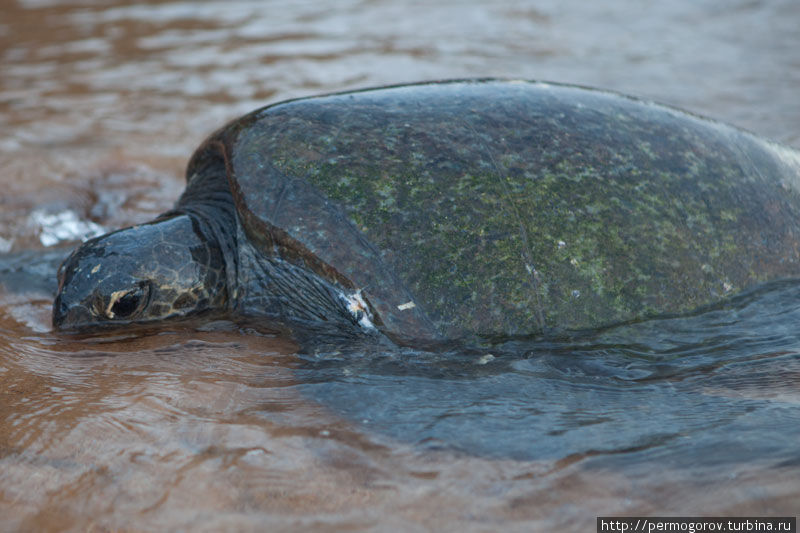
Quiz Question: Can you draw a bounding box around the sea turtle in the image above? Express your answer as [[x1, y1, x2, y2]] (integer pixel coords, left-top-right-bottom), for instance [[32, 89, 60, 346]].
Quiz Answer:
[[52, 79, 800, 345]]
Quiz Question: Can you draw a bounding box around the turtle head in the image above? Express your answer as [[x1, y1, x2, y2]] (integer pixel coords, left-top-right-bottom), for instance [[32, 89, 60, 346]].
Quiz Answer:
[[53, 214, 228, 331]]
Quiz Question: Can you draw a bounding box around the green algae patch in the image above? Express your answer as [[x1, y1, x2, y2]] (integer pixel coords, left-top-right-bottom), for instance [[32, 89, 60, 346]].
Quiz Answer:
[[218, 80, 800, 341]]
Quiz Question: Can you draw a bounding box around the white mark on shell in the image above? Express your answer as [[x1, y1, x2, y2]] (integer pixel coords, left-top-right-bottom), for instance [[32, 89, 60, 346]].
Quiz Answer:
[[476, 353, 495, 365], [397, 301, 416, 311], [723, 281, 733, 293]]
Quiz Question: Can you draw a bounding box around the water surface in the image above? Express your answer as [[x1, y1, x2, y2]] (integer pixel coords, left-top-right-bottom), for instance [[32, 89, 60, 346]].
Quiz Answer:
[[1, 0, 799, 530]]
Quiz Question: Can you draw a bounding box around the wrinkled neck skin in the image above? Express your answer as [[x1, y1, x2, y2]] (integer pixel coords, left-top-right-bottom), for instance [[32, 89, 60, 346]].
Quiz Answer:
[[182, 204, 386, 344], [232, 223, 384, 345], [176, 158, 385, 345], [53, 155, 387, 345]]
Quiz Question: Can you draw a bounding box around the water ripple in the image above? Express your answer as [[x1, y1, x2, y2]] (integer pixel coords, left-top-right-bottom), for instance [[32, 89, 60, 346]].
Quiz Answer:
[[299, 280, 800, 464]]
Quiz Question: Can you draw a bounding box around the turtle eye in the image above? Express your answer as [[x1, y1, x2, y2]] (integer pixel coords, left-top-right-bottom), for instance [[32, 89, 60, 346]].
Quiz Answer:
[[107, 282, 150, 320]]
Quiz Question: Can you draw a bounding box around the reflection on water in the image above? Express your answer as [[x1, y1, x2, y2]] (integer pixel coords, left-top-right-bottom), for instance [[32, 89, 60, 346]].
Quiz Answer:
[[300, 281, 800, 465], [2, 259, 800, 529], [2, 0, 800, 530]]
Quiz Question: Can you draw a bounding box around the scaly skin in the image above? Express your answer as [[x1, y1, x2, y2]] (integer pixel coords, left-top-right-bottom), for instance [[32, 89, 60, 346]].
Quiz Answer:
[[53, 214, 227, 329]]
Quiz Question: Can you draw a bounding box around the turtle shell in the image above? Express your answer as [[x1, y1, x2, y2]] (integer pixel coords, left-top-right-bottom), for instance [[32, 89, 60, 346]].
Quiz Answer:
[[188, 79, 800, 343]]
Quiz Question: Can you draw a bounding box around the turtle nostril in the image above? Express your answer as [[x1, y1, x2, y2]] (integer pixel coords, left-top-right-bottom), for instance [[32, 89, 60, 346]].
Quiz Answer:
[[52, 295, 67, 324], [52, 303, 93, 330]]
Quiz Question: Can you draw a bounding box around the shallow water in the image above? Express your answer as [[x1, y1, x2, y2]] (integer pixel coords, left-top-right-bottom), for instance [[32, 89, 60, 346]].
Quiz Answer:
[[1, 0, 800, 530], [301, 280, 800, 464]]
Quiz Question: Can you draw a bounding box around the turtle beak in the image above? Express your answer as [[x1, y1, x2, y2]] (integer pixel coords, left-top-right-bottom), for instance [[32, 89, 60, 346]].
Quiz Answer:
[[52, 292, 93, 331]]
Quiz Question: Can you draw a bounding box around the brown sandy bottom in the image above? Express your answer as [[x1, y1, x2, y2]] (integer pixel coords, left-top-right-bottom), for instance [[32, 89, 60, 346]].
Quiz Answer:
[[0, 296, 797, 532]]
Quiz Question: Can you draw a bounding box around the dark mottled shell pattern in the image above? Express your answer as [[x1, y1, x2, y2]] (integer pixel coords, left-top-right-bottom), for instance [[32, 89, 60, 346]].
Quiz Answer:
[[191, 80, 800, 341]]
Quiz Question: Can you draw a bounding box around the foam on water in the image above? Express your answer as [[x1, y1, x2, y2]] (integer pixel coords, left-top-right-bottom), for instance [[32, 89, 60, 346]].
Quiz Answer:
[[29, 210, 106, 247]]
